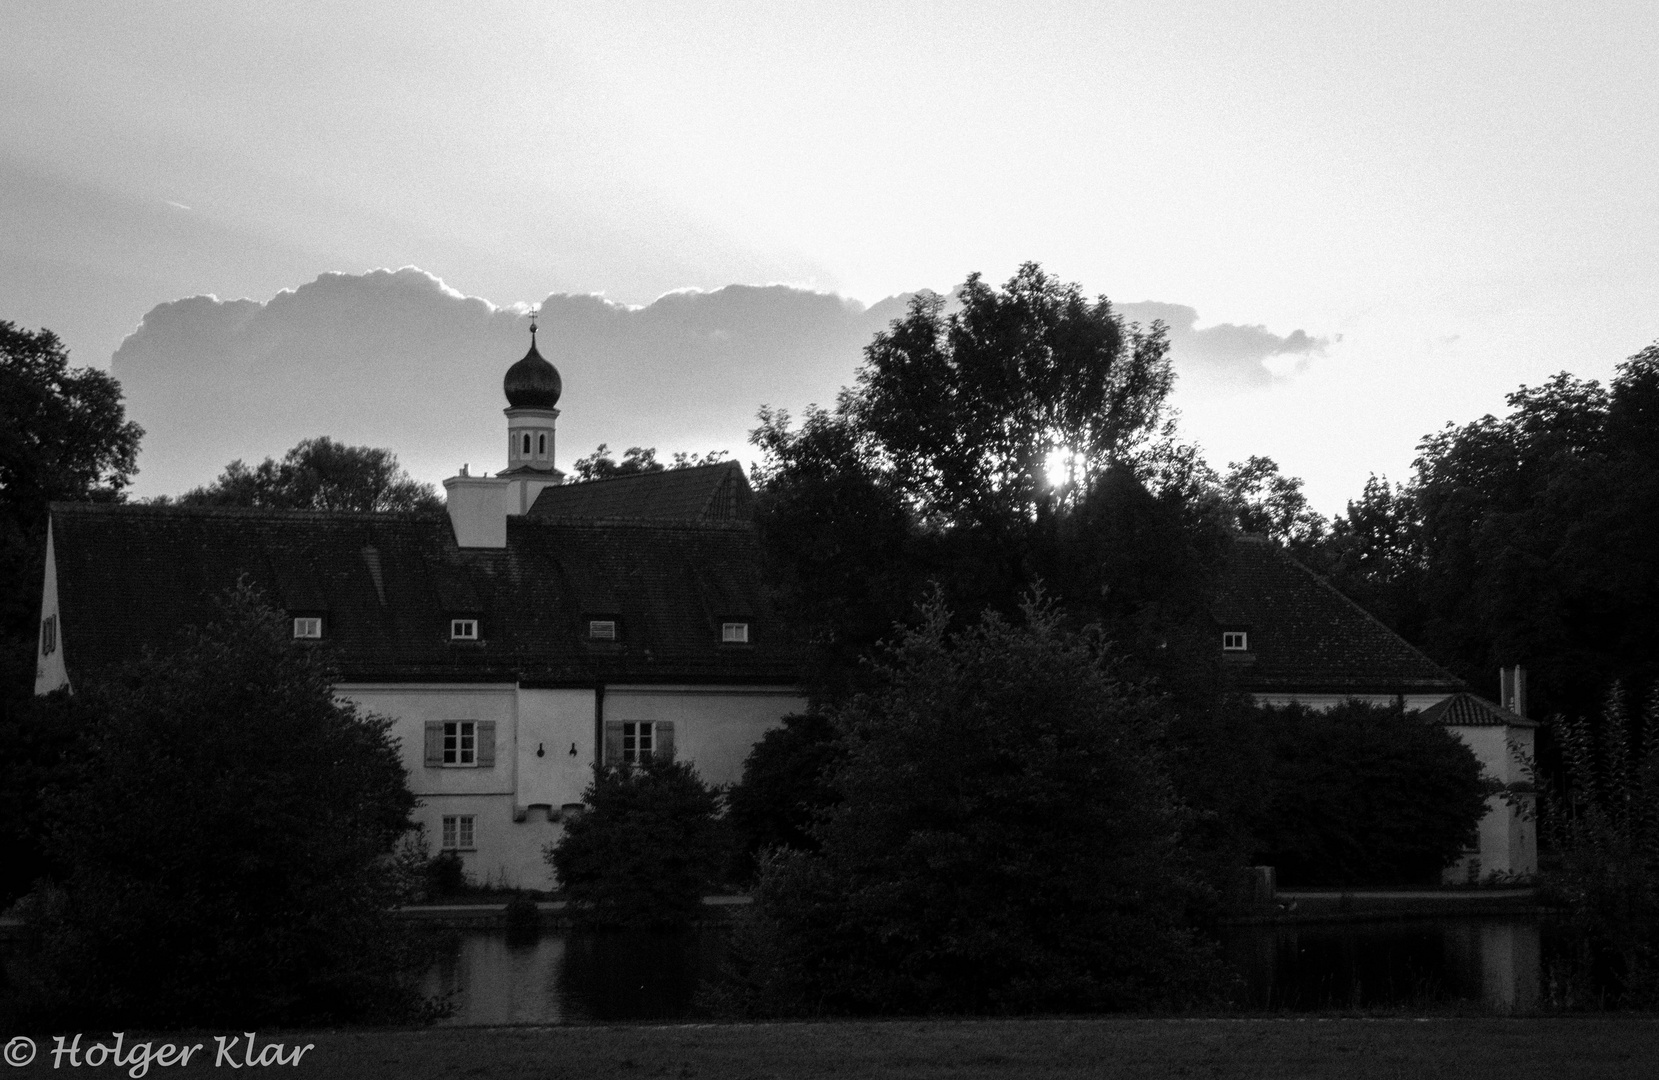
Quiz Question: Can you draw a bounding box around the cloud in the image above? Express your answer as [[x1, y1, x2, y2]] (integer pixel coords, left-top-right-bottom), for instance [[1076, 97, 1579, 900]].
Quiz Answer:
[[111, 268, 1315, 497], [1116, 301, 1327, 390], [113, 268, 910, 496]]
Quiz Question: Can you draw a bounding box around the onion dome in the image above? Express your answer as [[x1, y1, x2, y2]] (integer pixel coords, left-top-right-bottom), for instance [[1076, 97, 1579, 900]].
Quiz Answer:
[[503, 324, 562, 409]]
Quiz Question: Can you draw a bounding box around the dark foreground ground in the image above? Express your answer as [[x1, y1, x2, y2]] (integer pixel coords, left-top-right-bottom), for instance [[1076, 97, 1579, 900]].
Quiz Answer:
[[7, 1016, 1658, 1079]]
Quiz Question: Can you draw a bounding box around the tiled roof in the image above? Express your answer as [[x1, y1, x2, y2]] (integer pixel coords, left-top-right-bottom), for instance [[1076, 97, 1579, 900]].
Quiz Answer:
[[1418, 692, 1536, 728], [49, 502, 800, 686], [527, 462, 752, 522], [1213, 536, 1464, 696]]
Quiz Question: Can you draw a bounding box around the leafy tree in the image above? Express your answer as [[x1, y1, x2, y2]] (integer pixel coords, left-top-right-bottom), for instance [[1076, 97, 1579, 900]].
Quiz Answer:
[[854, 265, 1173, 532], [1246, 701, 1490, 886], [0, 322, 142, 702], [1524, 690, 1659, 1007], [179, 436, 441, 512], [569, 443, 728, 482], [714, 593, 1223, 1016], [548, 758, 727, 930], [725, 711, 841, 878], [8, 586, 428, 1029], [1318, 344, 1659, 719], [1219, 455, 1327, 555]]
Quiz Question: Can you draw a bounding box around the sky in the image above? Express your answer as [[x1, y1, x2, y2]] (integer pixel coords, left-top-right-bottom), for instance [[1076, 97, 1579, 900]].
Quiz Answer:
[[3, 1, 1656, 509]]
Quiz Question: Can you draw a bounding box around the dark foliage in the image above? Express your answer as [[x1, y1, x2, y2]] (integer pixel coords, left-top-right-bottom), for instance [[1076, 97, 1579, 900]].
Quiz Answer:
[[1527, 690, 1659, 1007], [1246, 700, 1491, 886], [1318, 343, 1659, 719], [711, 594, 1225, 1016], [0, 690, 96, 906], [0, 321, 142, 705], [178, 435, 441, 512], [548, 758, 728, 930], [5, 586, 430, 1029], [569, 443, 728, 481], [426, 849, 469, 897], [725, 712, 841, 878]]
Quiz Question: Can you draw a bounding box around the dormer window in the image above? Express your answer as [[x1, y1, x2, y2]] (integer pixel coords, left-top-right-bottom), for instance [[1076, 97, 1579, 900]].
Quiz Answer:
[[588, 619, 618, 642], [721, 621, 750, 644], [450, 618, 479, 641], [1222, 631, 1249, 652], [293, 617, 323, 640]]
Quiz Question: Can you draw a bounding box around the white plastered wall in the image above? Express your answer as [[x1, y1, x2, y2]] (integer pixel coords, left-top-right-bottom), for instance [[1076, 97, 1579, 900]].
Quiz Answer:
[[34, 517, 69, 695], [604, 685, 808, 787], [337, 682, 805, 890]]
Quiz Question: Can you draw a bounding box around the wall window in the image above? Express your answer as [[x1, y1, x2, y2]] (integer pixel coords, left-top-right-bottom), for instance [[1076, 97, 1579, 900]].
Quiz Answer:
[[293, 616, 322, 639], [444, 720, 477, 766], [450, 618, 479, 640], [588, 619, 618, 641], [424, 720, 495, 768], [622, 721, 654, 764], [603, 720, 675, 765], [1222, 631, 1249, 651], [441, 815, 475, 850], [721, 621, 750, 644]]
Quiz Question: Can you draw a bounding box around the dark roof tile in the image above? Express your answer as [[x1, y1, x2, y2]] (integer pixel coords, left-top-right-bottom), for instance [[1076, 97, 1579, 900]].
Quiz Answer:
[[528, 462, 752, 522]]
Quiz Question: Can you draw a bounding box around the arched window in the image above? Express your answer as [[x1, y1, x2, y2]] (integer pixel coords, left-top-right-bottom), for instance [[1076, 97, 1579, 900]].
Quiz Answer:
[[522, 433, 531, 455], [538, 433, 546, 455]]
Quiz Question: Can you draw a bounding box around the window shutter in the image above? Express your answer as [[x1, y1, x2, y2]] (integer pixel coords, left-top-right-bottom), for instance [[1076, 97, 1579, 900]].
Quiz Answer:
[[424, 722, 444, 767], [603, 721, 624, 765], [655, 721, 675, 762], [477, 721, 496, 767]]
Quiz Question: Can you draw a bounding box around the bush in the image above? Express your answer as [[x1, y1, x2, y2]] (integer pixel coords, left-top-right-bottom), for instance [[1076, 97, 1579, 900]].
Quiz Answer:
[[547, 758, 727, 930], [725, 712, 840, 880], [1528, 690, 1659, 1007], [6, 586, 431, 1029], [712, 592, 1224, 1016], [1247, 700, 1490, 886], [426, 850, 469, 897]]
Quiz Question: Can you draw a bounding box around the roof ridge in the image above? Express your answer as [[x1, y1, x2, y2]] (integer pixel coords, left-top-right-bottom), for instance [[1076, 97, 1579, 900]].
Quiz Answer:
[[557, 461, 737, 490], [1256, 539, 1465, 690], [48, 501, 444, 523], [511, 514, 754, 533]]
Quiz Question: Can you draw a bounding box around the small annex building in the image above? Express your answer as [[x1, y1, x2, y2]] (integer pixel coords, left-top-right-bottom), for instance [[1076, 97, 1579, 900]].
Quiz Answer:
[[1212, 536, 1537, 881], [34, 325, 806, 889]]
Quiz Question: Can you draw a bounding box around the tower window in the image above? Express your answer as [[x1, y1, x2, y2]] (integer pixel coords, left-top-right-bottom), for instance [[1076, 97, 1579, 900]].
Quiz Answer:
[[522, 433, 531, 456], [538, 433, 547, 455]]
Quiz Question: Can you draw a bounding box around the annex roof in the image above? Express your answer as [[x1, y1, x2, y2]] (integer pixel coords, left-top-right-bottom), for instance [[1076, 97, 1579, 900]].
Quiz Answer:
[[47, 502, 799, 686], [1418, 692, 1537, 728], [527, 461, 752, 522], [1212, 536, 1464, 697]]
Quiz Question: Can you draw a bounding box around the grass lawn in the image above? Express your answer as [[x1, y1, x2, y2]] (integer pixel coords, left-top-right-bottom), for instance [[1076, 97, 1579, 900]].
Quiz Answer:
[[11, 1016, 1657, 1079]]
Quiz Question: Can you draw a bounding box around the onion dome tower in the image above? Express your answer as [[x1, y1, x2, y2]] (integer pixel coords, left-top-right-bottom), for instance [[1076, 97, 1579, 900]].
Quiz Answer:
[[501, 313, 563, 477]]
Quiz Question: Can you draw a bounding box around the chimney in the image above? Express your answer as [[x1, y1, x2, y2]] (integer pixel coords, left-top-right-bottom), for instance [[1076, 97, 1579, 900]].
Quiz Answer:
[[1500, 665, 1527, 719], [443, 472, 509, 548]]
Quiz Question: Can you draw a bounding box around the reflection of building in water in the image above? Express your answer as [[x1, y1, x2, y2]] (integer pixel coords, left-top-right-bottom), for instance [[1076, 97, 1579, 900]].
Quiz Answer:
[[1213, 538, 1537, 881]]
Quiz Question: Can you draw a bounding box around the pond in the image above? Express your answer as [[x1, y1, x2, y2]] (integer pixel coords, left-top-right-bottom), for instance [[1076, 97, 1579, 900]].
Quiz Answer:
[[423, 916, 1542, 1024]]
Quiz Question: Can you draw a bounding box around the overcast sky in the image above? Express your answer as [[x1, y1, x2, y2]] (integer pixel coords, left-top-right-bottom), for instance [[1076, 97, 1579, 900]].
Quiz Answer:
[[4, 1, 1656, 509]]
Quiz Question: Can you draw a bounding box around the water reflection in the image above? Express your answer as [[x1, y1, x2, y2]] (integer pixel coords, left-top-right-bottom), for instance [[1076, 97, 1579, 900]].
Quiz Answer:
[[425, 917, 1543, 1024], [1223, 918, 1540, 1012]]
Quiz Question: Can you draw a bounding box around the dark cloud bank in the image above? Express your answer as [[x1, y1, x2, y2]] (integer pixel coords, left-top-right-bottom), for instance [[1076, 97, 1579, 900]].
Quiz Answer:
[[111, 268, 1324, 496]]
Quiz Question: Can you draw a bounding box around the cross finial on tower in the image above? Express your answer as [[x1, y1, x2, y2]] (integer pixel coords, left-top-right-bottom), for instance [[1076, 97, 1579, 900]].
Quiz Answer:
[[528, 306, 539, 343]]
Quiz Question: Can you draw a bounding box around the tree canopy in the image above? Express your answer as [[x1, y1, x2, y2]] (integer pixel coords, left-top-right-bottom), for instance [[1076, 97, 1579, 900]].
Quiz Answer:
[[569, 443, 728, 481], [715, 593, 1222, 1015], [10, 586, 428, 1028], [0, 322, 142, 704], [179, 436, 441, 512]]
